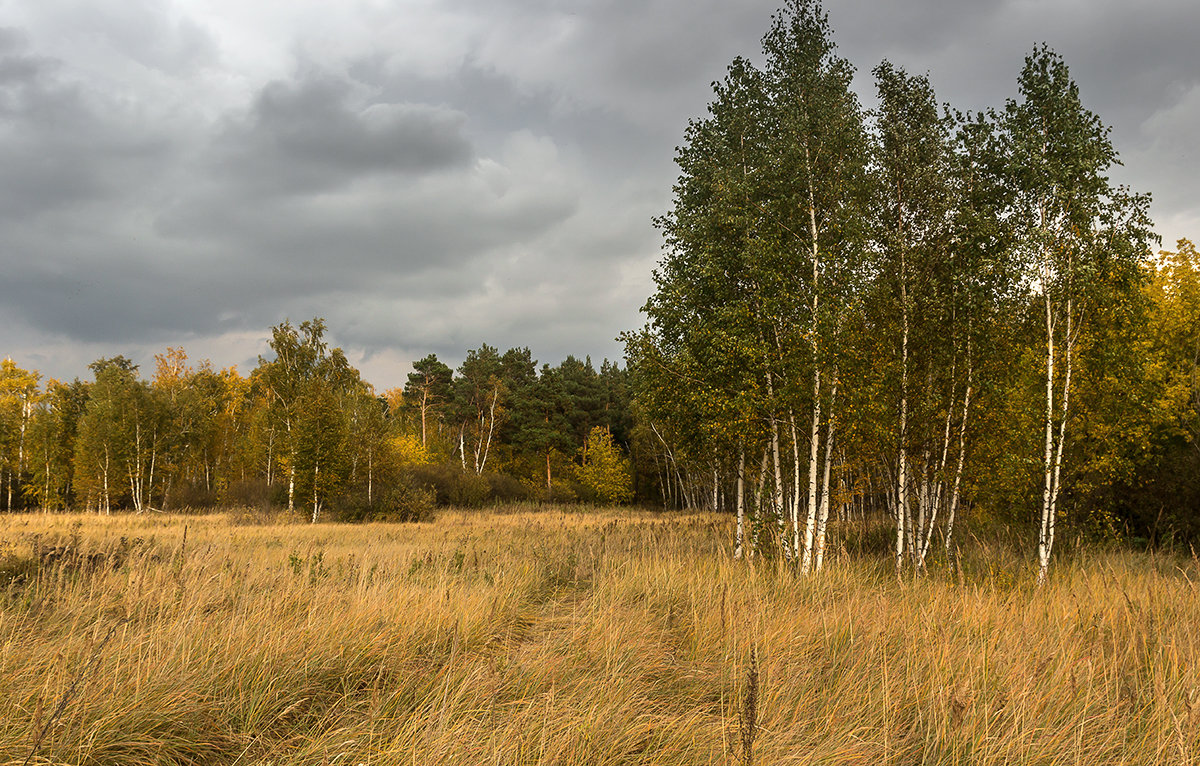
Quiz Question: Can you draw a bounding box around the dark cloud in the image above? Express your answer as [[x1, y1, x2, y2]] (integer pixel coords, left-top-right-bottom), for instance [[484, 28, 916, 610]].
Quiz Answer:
[[212, 70, 474, 195]]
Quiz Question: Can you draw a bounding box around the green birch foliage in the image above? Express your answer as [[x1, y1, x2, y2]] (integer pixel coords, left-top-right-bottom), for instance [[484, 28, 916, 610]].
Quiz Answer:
[[254, 318, 359, 516], [868, 63, 957, 469], [74, 357, 141, 509], [1004, 45, 1154, 307], [1002, 46, 1155, 515]]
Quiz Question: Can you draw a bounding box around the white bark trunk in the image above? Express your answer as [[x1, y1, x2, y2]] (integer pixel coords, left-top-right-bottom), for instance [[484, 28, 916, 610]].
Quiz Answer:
[[735, 450, 746, 559], [945, 349, 973, 554], [800, 371, 822, 574], [459, 426, 468, 472], [102, 447, 111, 516], [311, 460, 320, 523], [919, 377, 956, 566], [752, 448, 769, 557], [764, 368, 787, 554], [1038, 283, 1056, 585], [1040, 297, 1074, 586], [813, 377, 837, 573], [477, 387, 499, 475]]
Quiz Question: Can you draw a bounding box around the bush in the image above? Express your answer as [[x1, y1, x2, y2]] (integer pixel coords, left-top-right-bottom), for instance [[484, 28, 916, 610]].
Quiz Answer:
[[220, 479, 273, 511], [169, 481, 219, 511], [331, 481, 435, 523], [485, 472, 531, 503], [575, 427, 633, 504], [374, 483, 436, 522], [407, 462, 491, 507]]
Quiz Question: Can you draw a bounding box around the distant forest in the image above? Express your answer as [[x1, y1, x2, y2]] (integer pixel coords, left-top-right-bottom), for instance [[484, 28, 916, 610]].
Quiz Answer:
[[0, 319, 638, 523], [2, 0, 1198, 582]]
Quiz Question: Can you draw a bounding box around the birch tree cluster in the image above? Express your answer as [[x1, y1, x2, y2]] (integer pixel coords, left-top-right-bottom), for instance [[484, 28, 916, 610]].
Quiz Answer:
[[626, 0, 1187, 577]]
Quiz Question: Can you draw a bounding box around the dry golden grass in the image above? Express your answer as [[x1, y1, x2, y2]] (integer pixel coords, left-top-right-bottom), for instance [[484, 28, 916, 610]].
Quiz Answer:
[[1, 508, 1198, 765]]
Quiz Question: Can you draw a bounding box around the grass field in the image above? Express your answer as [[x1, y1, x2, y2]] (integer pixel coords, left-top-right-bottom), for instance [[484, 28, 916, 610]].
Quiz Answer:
[[1, 507, 1199, 765]]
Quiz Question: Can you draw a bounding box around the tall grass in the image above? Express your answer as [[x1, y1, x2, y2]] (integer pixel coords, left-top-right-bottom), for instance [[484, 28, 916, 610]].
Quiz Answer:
[[1, 509, 1197, 764]]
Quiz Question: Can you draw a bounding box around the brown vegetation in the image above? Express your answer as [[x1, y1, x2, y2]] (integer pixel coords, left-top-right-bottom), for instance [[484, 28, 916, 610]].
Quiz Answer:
[[2, 509, 1198, 764]]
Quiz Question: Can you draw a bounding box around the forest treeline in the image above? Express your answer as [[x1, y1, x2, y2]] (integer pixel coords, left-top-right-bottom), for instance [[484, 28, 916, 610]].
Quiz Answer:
[[623, 0, 1200, 578], [0, 320, 637, 523]]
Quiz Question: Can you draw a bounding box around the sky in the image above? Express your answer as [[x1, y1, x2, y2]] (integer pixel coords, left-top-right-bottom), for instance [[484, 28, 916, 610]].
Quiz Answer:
[[1, 0, 1196, 389]]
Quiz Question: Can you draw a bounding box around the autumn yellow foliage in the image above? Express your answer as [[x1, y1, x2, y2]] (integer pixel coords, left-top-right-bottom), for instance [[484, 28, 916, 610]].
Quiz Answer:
[[387, 432, 431, 466], [576, 426, 634, 504]]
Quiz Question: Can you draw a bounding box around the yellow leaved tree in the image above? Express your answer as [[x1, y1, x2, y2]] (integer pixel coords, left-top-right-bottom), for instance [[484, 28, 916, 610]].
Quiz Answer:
[[576, 426, 633, 505]]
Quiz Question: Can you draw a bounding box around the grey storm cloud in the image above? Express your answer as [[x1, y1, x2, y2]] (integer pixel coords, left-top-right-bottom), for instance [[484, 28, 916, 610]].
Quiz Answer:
[[0, 29, 172, 220], [0, 0, 1197, 386], [212, 72, 475, 193], [156, 64, 581, 295]]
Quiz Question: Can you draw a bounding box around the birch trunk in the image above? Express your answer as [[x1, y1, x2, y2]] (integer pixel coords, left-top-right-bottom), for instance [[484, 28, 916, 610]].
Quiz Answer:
[[650, 422, 686, 511], [1039, 295, 1074, 586], [813, 377, 838, 573], [265, 432, 274, 487], [1037, 274, 1057, 585], [896, 324, 909, 575], [789, 412, 802, 559], [712, 465, 719, 512], [770, 413, 786, 555], [763, 368, 786, 554], [286, 420, 295, 513], [16, 398, 28, 508], [477, 387, 499, 475], [752, 448, 768, 557], [919, 381, 955, 565], [102, 447, 111, 515], [459, 426, 468, 472], [147, 432, 157, 511], [797, 137, 825, 573], [919, 394, 953, 566], [944, 348, 973, 553], [287, 462, 296, 514], [800, 373, 822, 574], [311, 460, 320, 523]]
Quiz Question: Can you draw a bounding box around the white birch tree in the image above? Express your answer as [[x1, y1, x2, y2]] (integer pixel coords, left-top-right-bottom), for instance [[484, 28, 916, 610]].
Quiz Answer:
[[1003, 46, 1154, 585]]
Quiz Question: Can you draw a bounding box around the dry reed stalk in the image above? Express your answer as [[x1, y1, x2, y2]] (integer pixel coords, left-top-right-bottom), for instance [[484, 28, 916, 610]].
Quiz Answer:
[[739, 644, 759, 766]]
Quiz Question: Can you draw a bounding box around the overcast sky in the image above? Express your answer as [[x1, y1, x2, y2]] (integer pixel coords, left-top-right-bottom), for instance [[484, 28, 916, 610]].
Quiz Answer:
[[1, 0, 1196, 388]]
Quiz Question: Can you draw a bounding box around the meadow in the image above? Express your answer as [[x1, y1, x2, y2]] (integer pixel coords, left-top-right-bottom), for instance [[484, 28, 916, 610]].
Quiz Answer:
[[1, 508, 1198, 765]]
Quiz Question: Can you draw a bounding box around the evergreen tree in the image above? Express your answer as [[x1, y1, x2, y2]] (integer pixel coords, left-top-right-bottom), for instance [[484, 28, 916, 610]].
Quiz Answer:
[[404, 354, 453, 450]]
